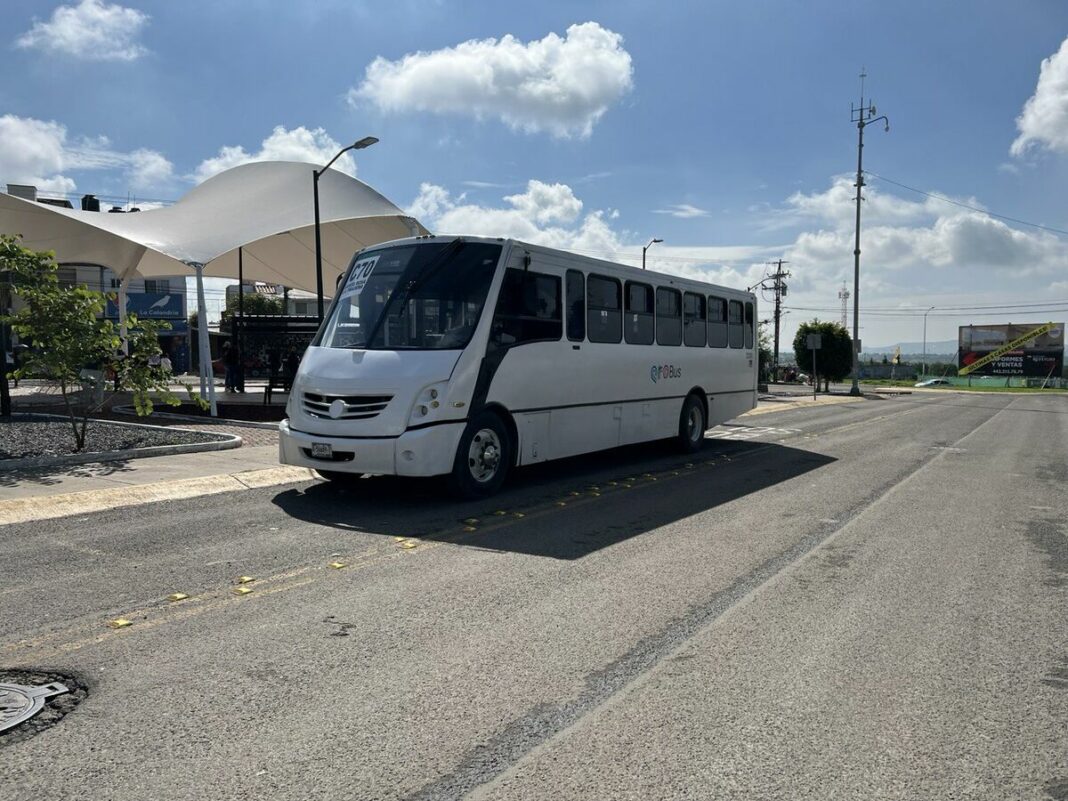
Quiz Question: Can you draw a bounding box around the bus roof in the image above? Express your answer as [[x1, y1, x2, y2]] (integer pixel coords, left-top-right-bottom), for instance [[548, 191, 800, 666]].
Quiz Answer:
[[356, 235, 756, 299]]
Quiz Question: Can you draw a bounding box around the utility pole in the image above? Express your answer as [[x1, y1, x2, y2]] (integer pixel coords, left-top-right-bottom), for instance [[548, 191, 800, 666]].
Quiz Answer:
[[849, 69, 890, 396], [769, 259, 790, 378], [751, 260, 790, 380]]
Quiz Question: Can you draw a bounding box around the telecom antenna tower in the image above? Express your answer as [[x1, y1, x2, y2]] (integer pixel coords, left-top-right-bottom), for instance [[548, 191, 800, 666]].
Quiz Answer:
[[838, 282, 850, 328]]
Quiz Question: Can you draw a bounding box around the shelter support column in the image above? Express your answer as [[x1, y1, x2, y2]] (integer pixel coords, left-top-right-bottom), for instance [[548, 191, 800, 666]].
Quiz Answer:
[[118, 275, 130, 355], [191, 262, 217, 417]]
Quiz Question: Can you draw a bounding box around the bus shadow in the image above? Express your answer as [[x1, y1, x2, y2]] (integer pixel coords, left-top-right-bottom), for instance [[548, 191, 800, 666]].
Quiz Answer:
[[272, 439, 836, 560]]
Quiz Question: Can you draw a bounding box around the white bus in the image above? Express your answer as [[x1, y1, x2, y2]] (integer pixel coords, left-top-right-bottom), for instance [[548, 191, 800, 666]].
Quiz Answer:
[[279, 236, 758, 497]]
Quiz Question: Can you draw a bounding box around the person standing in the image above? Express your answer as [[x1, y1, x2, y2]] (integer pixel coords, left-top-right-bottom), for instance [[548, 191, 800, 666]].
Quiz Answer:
[[222, 340, 239, 393]]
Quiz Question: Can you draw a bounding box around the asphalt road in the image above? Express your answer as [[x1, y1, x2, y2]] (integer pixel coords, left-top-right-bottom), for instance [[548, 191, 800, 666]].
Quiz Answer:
[[2, 392, 1066, 800]]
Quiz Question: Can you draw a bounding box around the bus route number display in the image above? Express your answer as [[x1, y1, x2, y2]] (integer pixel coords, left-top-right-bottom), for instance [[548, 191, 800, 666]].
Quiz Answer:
[[340, 255, 380, 300]]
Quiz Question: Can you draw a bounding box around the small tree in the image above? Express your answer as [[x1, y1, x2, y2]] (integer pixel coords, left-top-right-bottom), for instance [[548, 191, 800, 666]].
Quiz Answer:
[[793, 319, 853, 392], [0, 234, 195, 451], [223, 291, 284, 318], [757, 321, 774, 382]]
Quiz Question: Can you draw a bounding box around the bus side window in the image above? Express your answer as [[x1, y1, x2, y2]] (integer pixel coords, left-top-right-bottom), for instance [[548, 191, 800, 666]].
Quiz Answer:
[[587, 274, 622, 343], [491, 268, 562, 346], [566, 269, 585, 342], [708, 296, 727, 348], [744, 301, 754, 349], [728, 299, 744, 348], [684, 292, 706, 347], [656, 287, 682, 346], [624, 281, 654, 345]]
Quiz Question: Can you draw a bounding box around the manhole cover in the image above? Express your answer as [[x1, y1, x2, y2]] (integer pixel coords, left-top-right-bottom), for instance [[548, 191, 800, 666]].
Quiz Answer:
[[0, 670, 86, 746]]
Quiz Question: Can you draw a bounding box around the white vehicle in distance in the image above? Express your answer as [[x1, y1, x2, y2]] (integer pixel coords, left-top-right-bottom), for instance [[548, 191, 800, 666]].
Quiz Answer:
[[914, 377, 951, 387], [279, 236, 759, 497]]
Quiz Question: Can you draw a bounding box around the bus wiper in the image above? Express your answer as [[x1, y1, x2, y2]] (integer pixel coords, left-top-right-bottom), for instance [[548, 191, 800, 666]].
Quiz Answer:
[[366, 238, 466, 346]]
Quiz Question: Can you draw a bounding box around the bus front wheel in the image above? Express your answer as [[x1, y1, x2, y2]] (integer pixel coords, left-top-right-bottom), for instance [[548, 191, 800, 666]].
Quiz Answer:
[[677, 394, 706, 453], [450, 411, 512, 498]]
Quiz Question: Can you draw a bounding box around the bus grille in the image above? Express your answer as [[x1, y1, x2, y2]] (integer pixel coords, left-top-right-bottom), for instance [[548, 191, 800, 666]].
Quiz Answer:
[[302, 392, 393, 420]]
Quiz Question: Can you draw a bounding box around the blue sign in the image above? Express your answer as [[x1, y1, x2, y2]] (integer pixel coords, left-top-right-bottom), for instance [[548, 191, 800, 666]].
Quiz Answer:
[[106, 292, 186, 319]]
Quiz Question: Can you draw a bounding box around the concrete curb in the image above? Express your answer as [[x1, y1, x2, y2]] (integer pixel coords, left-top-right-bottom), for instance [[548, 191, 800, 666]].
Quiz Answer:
[[0, 465, 318, 526], [0, 413, 243, 472], [112, 404, 282, 431]]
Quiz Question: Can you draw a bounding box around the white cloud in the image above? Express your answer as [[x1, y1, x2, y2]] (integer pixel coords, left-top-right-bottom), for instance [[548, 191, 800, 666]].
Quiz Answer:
[[15, 0, 149, 61], [0, 113, 172, 195], [192, 126, 357, 183], [352, 22, 633, 138], [126, 148, 174, 190], [1011, 36, 1068, 157], [408, 179, 776, 288], [779, 178, 1065, 277], [653, 203, 710, 219]]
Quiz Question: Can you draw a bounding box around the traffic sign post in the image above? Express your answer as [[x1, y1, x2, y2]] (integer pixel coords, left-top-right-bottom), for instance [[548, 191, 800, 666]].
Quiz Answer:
[[807, 333, 822, 400]]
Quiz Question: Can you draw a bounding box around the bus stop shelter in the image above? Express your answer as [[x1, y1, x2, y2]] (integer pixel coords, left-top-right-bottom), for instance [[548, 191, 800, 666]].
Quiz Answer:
[[0, 161, 427, 414]]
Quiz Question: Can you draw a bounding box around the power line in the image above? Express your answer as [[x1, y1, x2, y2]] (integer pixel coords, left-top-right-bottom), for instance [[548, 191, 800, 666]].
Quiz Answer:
[[864, 170, 1068, 238], [785, 304, 1068, 318]]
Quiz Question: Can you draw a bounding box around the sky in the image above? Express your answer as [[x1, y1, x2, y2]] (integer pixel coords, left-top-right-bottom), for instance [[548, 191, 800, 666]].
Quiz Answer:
[[3, 0, 1068, 349]]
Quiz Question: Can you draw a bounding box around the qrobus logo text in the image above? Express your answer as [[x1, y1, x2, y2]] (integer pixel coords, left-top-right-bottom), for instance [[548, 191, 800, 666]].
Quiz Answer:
[[650, 364, 683, 383]]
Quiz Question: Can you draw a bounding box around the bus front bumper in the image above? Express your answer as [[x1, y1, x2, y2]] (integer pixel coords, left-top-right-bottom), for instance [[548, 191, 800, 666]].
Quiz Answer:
[[279, 419, 464, 478]]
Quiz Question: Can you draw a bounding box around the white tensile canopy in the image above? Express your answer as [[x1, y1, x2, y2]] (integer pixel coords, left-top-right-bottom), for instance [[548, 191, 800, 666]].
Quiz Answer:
[[0, 160, 428, 414]]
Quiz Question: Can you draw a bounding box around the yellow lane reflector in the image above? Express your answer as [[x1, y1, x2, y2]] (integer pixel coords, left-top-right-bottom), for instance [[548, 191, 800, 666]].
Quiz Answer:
[[237, 576, 255, 584], [394, 536, 406, 542], [556, 501, 567, 507], [107, 618, 133, 629], [463, 518, 479, 525], [167, 593, 190, 602], [233, 587, 254, 596], [399, 541, 418, 550], [0, 465, 318, 527], [463, 526, 477, 532], [513, 512, 525, 519], [494, 510, 507, 516], [329, 561, 347, 569]]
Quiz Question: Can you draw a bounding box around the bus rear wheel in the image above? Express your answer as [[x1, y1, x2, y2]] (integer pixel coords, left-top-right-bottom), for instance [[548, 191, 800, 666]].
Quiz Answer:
[[677, 394, 706, 453], [450, 411, 512, 498]]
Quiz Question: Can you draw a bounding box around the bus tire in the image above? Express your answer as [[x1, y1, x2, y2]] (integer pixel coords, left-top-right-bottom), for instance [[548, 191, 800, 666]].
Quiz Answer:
[[450, 411, 512, 498], [677, 393, 706, 453]]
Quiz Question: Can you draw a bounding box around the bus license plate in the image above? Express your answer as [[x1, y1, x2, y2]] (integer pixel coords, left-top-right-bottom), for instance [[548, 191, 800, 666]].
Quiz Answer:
[[311, 442, 333, 459]]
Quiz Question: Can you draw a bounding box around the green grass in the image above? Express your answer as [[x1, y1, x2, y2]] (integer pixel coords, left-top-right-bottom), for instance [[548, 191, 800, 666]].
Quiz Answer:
[[859, 378, 1067, 394]]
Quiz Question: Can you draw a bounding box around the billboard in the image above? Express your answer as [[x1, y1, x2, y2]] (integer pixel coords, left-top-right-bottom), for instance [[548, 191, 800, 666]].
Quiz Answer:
[[958, 323, 1064, 377]]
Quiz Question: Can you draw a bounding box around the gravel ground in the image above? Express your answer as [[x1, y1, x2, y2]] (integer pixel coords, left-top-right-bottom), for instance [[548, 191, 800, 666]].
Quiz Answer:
[[0, 415, 229, 460]]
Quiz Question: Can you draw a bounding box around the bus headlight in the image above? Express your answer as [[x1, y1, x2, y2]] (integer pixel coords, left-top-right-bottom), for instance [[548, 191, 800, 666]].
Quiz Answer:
[[410, 382, 449, 424]]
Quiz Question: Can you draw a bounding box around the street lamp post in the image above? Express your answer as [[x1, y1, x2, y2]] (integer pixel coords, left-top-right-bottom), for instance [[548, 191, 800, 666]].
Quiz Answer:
[[922, 305, 936, 376], [642, 238, 663, 270], [848, 73, 889, 396], [313, 136, 378, 321]]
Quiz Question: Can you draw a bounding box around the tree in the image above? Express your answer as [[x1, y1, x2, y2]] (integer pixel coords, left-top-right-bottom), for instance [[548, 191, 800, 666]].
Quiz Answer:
[[222, 291, 284, 319], [792, 319, 853, 392], [757, 321, 774, 382], [0, 234, 197, 451]]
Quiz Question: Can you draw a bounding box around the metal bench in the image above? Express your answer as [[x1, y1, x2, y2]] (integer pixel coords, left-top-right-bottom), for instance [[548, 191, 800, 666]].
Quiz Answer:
[[263, 373, 289, 404]]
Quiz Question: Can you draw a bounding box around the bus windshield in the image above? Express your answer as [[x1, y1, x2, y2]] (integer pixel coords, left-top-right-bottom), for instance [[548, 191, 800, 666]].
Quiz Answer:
[[318, 240, 502, 350]]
